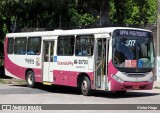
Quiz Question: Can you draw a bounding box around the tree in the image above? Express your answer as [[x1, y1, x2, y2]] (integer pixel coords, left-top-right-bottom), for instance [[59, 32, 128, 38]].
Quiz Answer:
[[0, 0, 157, 34], [68, 3, 95, 26], [0, 13, 5, 56], [0, 0, 157, 56], [77, 0, 111, 26], [110, 0, 157, 25], [75, 0, 157, 25], [0, 0, 75, 30]]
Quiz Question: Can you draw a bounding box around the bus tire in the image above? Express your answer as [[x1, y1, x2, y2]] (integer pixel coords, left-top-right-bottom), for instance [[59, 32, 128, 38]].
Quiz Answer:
[[26, 71, 35, 88], [81, 76, 91, 96]]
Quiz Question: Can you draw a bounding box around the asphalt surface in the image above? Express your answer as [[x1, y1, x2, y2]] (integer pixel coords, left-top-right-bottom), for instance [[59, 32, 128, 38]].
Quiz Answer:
[[0, 84, 160, 113]]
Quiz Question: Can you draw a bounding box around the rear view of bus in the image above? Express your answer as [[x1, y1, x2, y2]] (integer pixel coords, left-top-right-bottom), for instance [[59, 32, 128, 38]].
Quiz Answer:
[[110, 29, 155, 92]]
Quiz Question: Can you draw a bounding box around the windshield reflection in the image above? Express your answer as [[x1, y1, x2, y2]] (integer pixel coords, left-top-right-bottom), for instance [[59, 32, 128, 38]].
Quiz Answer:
[[113, 38, 154, 68]]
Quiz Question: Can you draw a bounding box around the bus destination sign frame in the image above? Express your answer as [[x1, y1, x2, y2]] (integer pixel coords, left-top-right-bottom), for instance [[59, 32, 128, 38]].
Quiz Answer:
[[116, 29, 148, 37]]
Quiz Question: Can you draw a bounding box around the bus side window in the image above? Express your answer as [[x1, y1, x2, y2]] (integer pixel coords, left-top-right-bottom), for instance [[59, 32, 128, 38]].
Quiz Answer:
[[27, 37, 41, 55], [50, 41, 54, 62], [76, 35, 94, 56], [27, 50, 35, 55], [14, 37, 27, 55], [57, 36, 75, 56], [7, 38, 14, 54]]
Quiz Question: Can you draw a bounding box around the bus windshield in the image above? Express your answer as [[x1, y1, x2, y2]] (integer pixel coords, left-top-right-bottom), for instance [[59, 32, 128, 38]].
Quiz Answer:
[[113, 30, 155, 72]]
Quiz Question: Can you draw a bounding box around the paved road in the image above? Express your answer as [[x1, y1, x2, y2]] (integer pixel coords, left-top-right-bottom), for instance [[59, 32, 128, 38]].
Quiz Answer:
[[0, 84, 160, 113]]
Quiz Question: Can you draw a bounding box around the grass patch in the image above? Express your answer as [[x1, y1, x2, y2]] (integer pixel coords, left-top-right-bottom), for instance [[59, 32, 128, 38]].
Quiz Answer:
[[0, 79, 5, 84], [0, 78, 26, 85], [154, 86, 160, 89]]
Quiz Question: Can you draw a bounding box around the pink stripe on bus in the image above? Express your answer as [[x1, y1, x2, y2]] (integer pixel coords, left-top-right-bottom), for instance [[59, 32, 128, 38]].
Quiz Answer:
[[108, 60, 118, 82]]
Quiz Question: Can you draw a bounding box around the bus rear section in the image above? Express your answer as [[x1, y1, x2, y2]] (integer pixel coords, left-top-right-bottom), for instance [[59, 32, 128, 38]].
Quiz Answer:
[[4, 36, 42, 85]]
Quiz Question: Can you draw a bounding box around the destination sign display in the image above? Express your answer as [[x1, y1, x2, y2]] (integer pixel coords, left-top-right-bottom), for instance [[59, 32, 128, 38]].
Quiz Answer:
[[116, 29, 148, 37]]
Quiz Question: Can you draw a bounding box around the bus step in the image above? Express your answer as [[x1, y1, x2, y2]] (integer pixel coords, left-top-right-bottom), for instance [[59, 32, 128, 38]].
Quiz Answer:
[[43, 82, 52, 85]]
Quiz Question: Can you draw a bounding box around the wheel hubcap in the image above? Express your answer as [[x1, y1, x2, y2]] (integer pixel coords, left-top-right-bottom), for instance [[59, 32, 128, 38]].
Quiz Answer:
[[28, 74, 33, 85], [82, 81, 87, 91]]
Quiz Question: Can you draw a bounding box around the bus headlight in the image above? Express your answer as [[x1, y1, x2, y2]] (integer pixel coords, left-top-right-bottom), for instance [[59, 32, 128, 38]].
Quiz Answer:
[[112, 75, 124, 83]]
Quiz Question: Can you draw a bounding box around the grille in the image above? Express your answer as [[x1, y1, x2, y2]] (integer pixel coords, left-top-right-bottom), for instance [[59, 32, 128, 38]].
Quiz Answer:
[[122, 72, 149, 77]]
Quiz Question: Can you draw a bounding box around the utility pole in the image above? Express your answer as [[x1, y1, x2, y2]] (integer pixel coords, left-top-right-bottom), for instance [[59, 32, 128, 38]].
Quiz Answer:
[[157, 0, 160, 82]]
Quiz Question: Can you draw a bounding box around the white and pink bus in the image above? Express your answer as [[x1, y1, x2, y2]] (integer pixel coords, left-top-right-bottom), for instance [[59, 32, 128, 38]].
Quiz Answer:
[[4, 27, 155, 96]]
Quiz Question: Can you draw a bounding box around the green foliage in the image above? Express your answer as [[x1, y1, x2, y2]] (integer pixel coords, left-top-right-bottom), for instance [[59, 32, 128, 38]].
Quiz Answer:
[[68, 4, 95, 26], [0, 79, 5, 84], [0, 0, 157, 57], [0, 0, 158, 41], [110, 0, 157, 24], [154, 86, 160, 89]]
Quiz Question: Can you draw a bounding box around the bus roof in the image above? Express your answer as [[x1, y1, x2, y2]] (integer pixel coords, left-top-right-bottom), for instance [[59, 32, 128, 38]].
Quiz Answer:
[[6, 27, 152, 38]]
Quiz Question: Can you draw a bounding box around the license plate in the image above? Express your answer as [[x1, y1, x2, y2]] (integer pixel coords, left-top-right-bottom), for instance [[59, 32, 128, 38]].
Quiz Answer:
[[133, 86, 140, 89]]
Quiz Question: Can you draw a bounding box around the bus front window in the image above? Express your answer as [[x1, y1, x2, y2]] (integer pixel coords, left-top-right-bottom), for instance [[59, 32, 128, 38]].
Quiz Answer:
[[113, 38, 154, 69]]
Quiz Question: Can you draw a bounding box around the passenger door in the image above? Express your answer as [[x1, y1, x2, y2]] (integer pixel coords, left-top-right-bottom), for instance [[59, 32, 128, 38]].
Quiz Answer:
[[94, 38, 109, 89], [43, 40, 55, 83]]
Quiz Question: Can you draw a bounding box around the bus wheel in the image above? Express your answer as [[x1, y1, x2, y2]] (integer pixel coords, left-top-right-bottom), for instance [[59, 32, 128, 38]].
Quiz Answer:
[[81, 76, 91, 96], [26, 71, 35, 88]]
